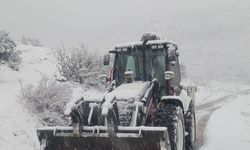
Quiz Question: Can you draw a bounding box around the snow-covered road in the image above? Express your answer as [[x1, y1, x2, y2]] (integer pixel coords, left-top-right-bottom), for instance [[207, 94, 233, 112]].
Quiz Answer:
[[196, 83, 250, 150], [200, 94, 250, 150], [196, 95, 236, 149]]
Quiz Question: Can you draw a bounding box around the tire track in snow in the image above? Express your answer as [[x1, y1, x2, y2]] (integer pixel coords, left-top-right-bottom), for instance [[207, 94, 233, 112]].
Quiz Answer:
[[195, 94, 237, 150]]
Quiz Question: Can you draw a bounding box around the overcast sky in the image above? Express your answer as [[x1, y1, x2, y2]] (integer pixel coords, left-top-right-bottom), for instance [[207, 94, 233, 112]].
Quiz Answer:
[[1, 0, 250, 81], [0, 0, 249, 49]]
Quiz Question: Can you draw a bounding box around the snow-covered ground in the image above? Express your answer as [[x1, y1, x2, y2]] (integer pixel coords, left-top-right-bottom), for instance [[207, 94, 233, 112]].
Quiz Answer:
[[0, 44, 57, 150], [0, 44, 250, 150], [0, 76, 39, 150], [196, 81, 250, 150], [201, 95, 250, 150], [195, 80, 237, 106], [197, 83, 250, 150]]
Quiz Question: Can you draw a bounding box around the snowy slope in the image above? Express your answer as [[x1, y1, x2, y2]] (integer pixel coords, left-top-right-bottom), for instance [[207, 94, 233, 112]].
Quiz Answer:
[[0, 44, 105, 150], [0, 44, 57, 150], [17, 44, 58, 84]]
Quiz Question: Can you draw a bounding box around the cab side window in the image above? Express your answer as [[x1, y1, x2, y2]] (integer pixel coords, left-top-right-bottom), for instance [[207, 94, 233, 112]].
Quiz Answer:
[[126, 56, 137, 77]]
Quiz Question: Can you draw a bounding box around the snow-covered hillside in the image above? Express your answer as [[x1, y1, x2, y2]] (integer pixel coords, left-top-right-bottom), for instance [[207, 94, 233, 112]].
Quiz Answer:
[[0, 44, 57, 150], [0, 44, 104, 149], [17, 44, 58, 84]]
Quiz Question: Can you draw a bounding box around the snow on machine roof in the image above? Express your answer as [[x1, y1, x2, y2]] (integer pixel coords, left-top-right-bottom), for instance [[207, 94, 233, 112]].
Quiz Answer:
[[113, 40, 178, 52]]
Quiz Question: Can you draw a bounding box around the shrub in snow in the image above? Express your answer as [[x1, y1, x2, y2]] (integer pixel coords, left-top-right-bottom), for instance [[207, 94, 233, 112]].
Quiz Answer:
[[0, 30, 21, 70], [56, 46, 107, 89], [19, 75, 73, 126]]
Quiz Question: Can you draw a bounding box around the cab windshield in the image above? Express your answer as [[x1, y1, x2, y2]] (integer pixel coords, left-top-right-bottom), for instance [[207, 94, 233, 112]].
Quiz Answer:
[[113, 48, 166, 87]]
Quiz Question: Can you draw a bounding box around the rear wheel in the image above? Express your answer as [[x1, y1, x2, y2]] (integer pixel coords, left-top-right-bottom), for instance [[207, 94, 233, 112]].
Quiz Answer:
[[154, 104, 185, 150]]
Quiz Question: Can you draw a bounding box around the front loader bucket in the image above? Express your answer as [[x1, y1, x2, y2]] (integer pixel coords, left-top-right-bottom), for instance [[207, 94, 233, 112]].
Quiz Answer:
[[37, 126, 171, 150]]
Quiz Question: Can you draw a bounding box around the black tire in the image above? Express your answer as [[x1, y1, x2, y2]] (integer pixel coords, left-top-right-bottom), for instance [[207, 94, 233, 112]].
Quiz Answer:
[[71, 102, 103, 126], [154, 104, 185, 150], [185, 102, 196, 150], [70, 101, 89, 125]]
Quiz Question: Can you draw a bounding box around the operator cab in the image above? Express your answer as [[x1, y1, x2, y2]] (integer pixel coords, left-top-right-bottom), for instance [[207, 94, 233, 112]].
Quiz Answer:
[[103, 33, 181, 96]]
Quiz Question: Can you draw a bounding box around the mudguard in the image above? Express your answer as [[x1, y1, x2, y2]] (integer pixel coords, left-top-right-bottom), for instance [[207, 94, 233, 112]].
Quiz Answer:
[[160, 90, 192, 113]]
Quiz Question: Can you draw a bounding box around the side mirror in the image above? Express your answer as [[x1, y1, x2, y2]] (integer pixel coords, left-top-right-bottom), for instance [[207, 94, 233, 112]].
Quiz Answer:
[[99, 75, 109, 84], [103, 54, 110, 66], [165, 71, 174, 80]]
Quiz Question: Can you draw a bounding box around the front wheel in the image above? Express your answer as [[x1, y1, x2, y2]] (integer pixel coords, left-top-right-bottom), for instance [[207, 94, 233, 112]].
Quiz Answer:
[[154, 104, 185, 150], [185, 102, 196, 150]]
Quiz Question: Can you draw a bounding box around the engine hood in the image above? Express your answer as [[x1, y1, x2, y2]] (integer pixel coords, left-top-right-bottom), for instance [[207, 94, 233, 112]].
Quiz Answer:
[[105, 81, 150, 102]]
